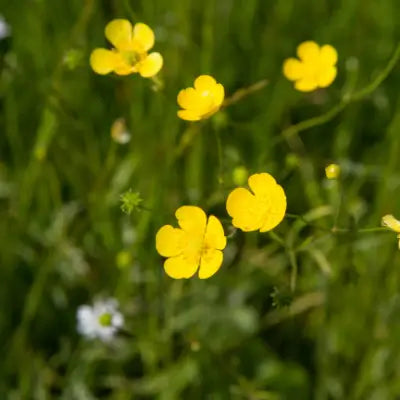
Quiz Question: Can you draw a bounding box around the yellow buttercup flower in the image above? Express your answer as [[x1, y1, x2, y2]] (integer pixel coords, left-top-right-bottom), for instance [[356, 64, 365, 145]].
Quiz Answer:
[[325, 163, 341, 179], [177, 75, 225, 121], [90, 19, 163, 78], [226, 173, 286, 232], [283, 41, 338, 92], [156, 206, 226, 279], [382, 214, 400, 249]]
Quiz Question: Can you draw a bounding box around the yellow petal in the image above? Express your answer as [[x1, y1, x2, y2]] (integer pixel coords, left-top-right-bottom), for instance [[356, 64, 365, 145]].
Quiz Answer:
[[177, 88, 213, 113], [114, 66, 135, 75], [226, 188, 262, 232], [382, 215, 400, 233], [297, 41, 320, 62], [90, 49, 117, 75], [137, 52, 163, 77], [177, 109, 201, 121], [204, 215, 226, 250], [175, 206, 207, 234], [194, 75, 216, 91], [259, 185, 287, 232], [226, 188, 252, 219], [320, 44, 338, 65], [317, 66, 337, 87], [283, 58, 304, 81], [156, 225, 186, 257], [177, 88, 196, 110], [210, 83, 225, 107], [294, 77, 318, 92], [132, 23, 155, 53], [198, 249, 223, 279], [248, 173, 277, 198], [105, 19, 133, 51], [189, 91, 213, 113], [193, 76, 224, 108], [164, 255, 199, 279]]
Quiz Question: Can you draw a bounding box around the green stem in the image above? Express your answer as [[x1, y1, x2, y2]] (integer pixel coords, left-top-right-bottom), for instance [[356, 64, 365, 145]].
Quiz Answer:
[[285, 213, 330, 232], [215, 128, 224, 185], [222, 79, 269, 107], [268, 231, 285, 245], [122, 0, 139, 20], [288, 249, 298, 292], [151, 75, 165, 92], [348, 227, 388, 234], [351, 43, 400, 101], [286, 213, 389, 235], [282, 101, 347, 140]]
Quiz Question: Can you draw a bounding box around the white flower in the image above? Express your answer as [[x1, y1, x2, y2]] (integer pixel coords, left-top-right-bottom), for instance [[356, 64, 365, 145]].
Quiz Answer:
[[77, 298, 124, 341]]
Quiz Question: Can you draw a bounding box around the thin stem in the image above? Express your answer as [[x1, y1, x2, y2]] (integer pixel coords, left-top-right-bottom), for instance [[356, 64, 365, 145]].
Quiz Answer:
[[351, 43, 400, 101], [354, 227, 388, 234], [174, 123, 202, 159], [215, 128, 224, 185], [332, 186, 343, 231], [151, 75, 165, 92], [122, 0, 139, 20], [222, 79, 269, 107], [285, 213, 331, 232], [268, 231, 285, 246], [288, 249, 298, 292], [138, 205, 153, 212], [286, 213, 389, 235], [281, 101, 347, 140]]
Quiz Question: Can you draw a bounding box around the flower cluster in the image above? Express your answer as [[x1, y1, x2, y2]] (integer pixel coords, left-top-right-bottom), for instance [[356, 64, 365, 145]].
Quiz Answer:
[[81, 14, 400, 352], [90, 21, 338, 120], [88, 21, 345, 278], [156, 173, 287, 279]]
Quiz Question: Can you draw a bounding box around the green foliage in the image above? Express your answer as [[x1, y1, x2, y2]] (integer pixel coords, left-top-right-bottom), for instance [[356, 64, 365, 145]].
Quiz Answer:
[[120, 189, 143, 215], [1, 0, 400, 399]]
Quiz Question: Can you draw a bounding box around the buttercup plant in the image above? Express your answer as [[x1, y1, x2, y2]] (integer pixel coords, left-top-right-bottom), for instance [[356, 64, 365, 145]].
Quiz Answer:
[[90, 19, 163, 78], [85, 8, 400, 369], [283, 41, 338, 92], [4, 2, 400, 397], [177, 75, 225, 121], [226, 173, 287, 232], [156, 206, 226, 279]]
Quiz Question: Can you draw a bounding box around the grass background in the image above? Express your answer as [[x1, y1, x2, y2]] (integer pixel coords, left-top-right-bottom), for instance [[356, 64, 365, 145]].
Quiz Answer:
[[1, 0, 400, 398]]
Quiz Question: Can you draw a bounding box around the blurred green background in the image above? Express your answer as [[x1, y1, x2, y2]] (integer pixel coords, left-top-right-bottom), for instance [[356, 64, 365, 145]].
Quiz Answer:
[[1, 0, 400, 398]]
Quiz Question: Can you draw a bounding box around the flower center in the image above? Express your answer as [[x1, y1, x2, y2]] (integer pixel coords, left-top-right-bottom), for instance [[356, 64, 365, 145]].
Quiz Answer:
[[200, 241, 211, 256], [121, 51, 139, 66], [98, 312, 112, 327]]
